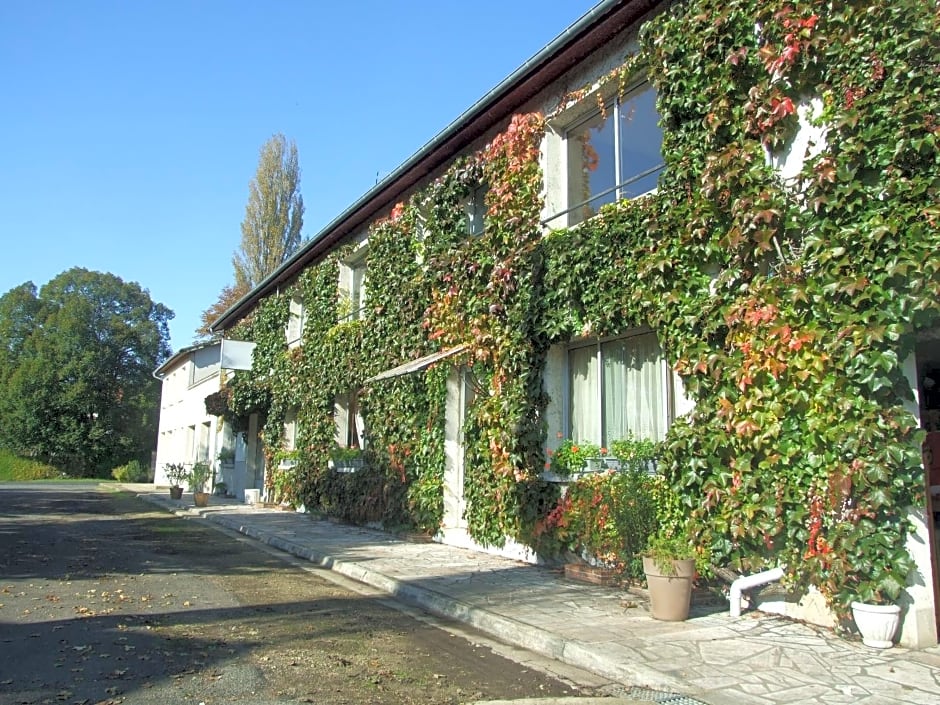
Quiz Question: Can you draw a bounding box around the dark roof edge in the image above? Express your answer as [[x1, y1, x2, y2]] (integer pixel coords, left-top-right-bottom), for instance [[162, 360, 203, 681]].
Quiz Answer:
[[210, 0, 659, 333]]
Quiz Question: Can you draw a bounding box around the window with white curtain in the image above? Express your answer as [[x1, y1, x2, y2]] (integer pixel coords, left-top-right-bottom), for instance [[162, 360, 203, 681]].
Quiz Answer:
[[283, 408, 298, 451], [568, 331, 671, 445], [339, 248, 368, 322], [462, 185, 487, 236], [286, 294, 305, 347], [334, 389, 364, 449]]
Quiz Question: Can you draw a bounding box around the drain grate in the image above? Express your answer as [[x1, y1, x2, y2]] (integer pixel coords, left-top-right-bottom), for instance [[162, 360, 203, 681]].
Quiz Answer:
[[600, 684, 708, 704]]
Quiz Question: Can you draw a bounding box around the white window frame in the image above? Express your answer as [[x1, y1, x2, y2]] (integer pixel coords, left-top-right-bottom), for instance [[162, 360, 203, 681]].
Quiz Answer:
[[334, 389, 365, 449], [564, 330, 674, 446], [286, 293, 305, 348], [547, 80, 664, 228], [339, 245, 368, 322], [283, 408, 299, 452], [462, 184, 487, 237]]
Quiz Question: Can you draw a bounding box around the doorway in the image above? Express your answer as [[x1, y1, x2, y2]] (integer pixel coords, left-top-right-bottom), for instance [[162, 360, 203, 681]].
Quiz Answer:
[[442, 367, 475, 537], [915, 331, 940, 639]]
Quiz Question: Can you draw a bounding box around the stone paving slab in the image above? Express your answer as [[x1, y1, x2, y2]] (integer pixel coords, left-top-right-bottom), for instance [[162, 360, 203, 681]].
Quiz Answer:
[[128, 487, 940, 705]]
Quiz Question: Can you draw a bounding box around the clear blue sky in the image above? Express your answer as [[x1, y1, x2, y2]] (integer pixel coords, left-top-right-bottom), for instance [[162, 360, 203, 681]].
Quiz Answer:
[[0, 0, 599, 352]]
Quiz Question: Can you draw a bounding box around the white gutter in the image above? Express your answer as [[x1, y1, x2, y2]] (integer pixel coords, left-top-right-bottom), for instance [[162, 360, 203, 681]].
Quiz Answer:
[[729, 567, 784, 618]]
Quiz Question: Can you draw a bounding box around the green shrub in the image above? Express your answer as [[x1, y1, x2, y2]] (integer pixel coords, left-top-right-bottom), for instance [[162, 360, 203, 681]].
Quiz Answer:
[[544, 468, 659, 578], [111, 459, 148, 482], [0, 449, 62, 481], [188, 461, 213, 492]]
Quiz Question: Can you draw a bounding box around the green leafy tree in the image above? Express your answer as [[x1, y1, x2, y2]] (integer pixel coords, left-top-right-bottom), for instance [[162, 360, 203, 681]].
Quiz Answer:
[[0, 268, 173, 476], [0, 282, 41, 389], [233, 133, 305, 290]]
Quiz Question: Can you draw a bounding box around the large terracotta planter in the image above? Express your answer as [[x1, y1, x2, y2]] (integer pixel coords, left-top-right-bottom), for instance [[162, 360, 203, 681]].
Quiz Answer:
[[851, 601, 901, 648], [643, 556, 695, 621], [193, 491, 210, 508]]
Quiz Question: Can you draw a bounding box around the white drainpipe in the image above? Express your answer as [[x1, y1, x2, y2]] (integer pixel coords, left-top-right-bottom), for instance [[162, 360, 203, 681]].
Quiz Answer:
[[729, 567, 785, 618]]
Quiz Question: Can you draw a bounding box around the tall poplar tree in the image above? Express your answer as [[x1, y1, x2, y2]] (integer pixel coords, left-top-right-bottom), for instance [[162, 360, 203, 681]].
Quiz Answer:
[[233, 133, 305, 289], [196, 134, 304, 340]]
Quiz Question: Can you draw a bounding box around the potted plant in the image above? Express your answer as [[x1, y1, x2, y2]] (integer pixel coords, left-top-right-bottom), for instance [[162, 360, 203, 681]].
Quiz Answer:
[[217, 447, 236, 466], [189, 461, 212, 508], [543, 439, 601, 482], [609, 435, 659, 475], [329, 445, 364, 473], [850, 600, 902, 649], [163, 462, 188, 500], [849, 577, 903, 649], [642, 526, 697, 621]]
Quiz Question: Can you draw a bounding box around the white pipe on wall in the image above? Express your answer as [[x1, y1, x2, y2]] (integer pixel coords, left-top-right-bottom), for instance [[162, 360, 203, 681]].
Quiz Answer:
[[729, 567, 785, 618]]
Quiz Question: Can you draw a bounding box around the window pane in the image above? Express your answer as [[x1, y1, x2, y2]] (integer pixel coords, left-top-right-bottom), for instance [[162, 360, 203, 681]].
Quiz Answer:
[[284, 409, 298, 450], [351, 264, 367, 320], [568, 344, 600, 444], [618, 86, 663, 199], [567, 110, 615, 225], [466, 187, 486, 236], [601, 333, 667, 443]]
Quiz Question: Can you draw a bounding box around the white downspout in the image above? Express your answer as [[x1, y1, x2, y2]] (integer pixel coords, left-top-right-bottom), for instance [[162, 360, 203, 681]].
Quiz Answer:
[[729, 567, 785, 618]]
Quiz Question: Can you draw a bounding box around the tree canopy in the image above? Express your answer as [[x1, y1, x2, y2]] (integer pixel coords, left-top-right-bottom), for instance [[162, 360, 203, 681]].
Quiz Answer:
[[195, 281, 250, 340], [233, 133, 305, 290], [0, 268, 173, 476]]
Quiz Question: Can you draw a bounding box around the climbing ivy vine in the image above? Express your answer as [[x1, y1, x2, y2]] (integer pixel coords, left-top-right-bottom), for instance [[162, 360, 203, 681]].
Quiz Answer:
[[222, 0, 938, 618]]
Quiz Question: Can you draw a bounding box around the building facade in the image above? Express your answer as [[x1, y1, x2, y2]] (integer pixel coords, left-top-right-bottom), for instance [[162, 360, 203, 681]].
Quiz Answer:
[[207, 0, 940, 648], [153, 341, 263, 500]]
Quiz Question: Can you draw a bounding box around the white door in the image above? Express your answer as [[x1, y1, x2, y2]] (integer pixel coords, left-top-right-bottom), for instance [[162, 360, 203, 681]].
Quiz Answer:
[[442, 367, 474, 532]]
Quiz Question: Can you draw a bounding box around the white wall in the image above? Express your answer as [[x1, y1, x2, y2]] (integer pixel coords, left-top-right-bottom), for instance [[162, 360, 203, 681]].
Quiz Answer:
[[153, 343, 223, 488]]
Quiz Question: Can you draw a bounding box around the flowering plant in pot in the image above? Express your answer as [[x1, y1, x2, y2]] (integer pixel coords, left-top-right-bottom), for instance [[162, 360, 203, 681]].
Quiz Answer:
[[544, 467, 659, 580], [544, 439, 601, 480], [329, 445, 365, 472], [163, 462, 188, 499]]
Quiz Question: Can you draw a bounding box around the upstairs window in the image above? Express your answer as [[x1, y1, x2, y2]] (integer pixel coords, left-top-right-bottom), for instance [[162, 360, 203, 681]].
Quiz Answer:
[[462, 185, 487, 237], [286, 294, 305, 347], [339, 247, 368, 322], [565, 82, 663, 226]]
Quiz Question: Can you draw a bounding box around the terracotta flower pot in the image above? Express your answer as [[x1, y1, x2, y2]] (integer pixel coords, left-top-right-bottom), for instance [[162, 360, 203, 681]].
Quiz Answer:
[[643, 556, 695, 621], [193, 491, 210, 508]]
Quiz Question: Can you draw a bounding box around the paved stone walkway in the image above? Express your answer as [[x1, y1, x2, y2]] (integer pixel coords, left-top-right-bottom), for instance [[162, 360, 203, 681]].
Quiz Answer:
[[129, 487, 940, 705]]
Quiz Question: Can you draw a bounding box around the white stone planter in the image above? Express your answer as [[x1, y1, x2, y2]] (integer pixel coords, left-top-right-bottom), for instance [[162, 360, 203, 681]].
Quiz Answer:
[[851, 601, 901, 648], [330, 458, 364, 473]]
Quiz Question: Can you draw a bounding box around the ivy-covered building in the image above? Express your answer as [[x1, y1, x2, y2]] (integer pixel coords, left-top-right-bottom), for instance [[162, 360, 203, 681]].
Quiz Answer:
[[207, 0, 940, 648]]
